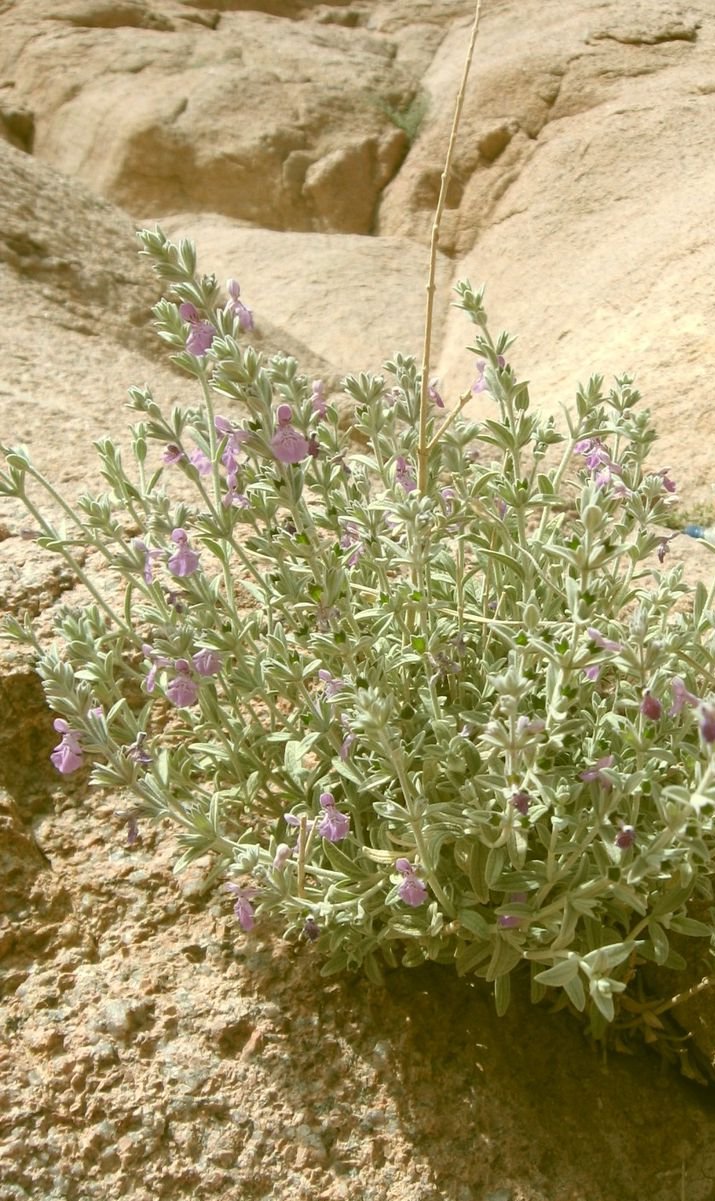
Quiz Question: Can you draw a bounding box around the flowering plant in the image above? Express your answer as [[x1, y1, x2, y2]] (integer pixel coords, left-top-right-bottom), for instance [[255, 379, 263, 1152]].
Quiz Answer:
[[3, 227, 715, 1039]]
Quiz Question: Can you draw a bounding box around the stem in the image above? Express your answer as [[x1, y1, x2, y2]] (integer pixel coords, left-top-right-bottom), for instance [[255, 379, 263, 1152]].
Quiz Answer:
[[378, 730, 455, 915], [19, 492, 136, 639], [417, 0, 483, 494]]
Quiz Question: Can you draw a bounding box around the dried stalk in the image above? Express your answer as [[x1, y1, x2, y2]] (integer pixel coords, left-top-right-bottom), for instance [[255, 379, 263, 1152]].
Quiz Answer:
[[417, 0, 483, 493]]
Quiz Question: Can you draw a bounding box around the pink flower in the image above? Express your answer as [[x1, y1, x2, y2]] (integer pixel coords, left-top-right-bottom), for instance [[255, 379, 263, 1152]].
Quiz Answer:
[[700, 707, 715, 744], [133, 538, 163, 584], [189, 447, 211, 477], [192, 648, 221, 677], [142, 643, 172, 694], [225, 278, 254, 331], [587, 628, 622, 653], [428, 379, 445, 408], [316, 792, 350, 842], [658, 470, 676, 494], [669, 677, 699, 717], [472, 361, 487, 394], [395, 858, 428, 907], [163, 443, 185, 465], [580, 754, 615, 789], [395, 456, 416, 492], [271, 405, 310, 465], [272, 843, 293, 870], [311, 380, 327, 418], [225, 883, 256, 931], [179, 302, 215, 356], [168, 528, 200, 577], [166, 661, 199, 708], [318, 669, 344, 700], [50, 718, 84, 774]]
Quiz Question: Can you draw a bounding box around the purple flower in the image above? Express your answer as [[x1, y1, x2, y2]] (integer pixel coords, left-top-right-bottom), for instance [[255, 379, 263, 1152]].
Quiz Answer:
[[133, 538, 163, 585], [428, 379, 445, 408], [179, 302, 215, 356], [440, 487, 457, 516], [574, 438, 623, 491], [126, 732, 152, 766], [658, 470, 677, 494], [318, 669, 344, 700], [517, 716, 545, 737], [395, 858, 428, 907], [497, 892, 527, 929], [472, 361, 487, 394], [640, 691, 663, 721], [316, 792, 350, 842], [166, 661, 199, 708], [339, 715, 356, 761], [215, 416, 249, 484], [395, 456, 416, 492], [126, 814, 140, 846], [224, 278, 254, 331], [669, 677, 699, 717], [272, 843, 293, 870], [192, 648, 222, 677], [615, 824, 636, 850], [580, 754, 615, 789], [340, 522, 364, 566], [583, 664, 601, 682], [50, 718, 84, 774], [271, 405, 310, 465], [311, 379, 327, 418], [168, 528, 200, 577], [222, 485, 249, 509], [587, 627, 623, 653], [510, 790, 530, 816], [700, 707, 715, 744], [163, 443, 185, 465], [142, 643, 173, 693], [189, 447, 212, 477], [225, 883, 256, 931]]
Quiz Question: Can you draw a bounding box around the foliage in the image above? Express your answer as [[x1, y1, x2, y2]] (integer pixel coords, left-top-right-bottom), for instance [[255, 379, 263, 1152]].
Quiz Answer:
[[3, 229, 715, 1035]]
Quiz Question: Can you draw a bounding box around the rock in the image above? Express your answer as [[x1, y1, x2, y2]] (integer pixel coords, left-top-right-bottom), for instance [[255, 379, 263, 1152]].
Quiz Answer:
[[0, 0, 415, 232]]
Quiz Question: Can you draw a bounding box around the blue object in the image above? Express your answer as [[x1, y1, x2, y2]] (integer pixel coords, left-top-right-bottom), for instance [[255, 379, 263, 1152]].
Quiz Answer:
[[683, 523, 715, 543]]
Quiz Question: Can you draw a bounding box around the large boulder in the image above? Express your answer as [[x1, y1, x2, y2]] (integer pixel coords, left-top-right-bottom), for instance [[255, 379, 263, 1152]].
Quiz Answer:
[[0, 0, 413, 233]]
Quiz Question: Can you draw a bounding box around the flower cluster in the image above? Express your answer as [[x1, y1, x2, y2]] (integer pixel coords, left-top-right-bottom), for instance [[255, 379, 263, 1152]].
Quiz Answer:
[[3, 232, 715, 1037]]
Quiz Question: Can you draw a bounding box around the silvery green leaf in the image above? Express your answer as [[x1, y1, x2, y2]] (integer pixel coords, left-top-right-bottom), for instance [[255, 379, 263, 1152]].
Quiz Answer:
[[494, 973, 511, 1016], [668, 916, 713, 937], [534, 956, 580, 987], [581, 941, 636, 975], [563, 973, 586, 1011], [485, 935, 523, 982]]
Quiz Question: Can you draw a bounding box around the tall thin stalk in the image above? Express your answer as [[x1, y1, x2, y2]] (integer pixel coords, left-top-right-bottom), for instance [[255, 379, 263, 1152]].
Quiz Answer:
[[417, 0, 483, 493]]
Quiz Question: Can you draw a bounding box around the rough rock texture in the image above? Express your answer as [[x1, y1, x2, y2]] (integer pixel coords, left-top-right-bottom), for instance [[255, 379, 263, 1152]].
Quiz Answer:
[[3, 0, 715, 1197], [3, 779, 715, 1201], [0, 0, 412, 233]]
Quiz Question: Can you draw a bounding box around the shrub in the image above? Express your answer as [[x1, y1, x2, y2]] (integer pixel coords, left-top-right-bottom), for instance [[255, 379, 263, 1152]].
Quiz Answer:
[[3, 228, 715, 1037]]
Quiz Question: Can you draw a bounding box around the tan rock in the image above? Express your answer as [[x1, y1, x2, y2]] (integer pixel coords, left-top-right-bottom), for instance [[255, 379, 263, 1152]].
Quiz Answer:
[[0, 0, 415, 232]]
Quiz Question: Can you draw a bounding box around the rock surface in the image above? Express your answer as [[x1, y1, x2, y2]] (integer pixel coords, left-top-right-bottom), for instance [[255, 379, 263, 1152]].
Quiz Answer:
[[3, 0, 715, 1198]]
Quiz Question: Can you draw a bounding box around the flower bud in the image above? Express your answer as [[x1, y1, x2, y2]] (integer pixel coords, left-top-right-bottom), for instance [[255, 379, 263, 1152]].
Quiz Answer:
[[640, 691, 662, 721]]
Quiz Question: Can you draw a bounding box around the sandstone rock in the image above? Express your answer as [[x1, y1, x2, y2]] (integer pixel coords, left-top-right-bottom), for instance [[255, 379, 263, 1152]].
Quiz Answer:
[[0, 0, 415, 232]]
